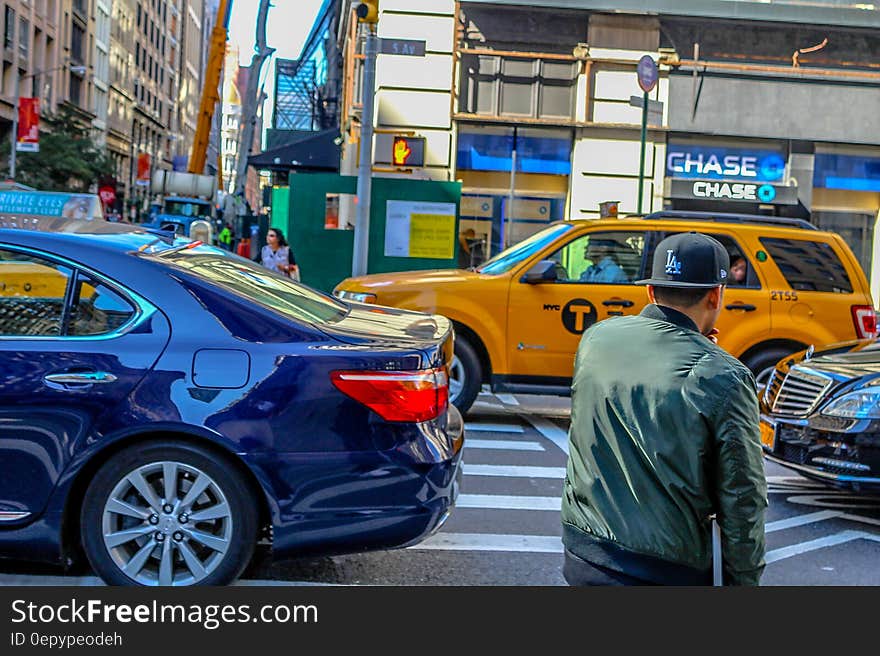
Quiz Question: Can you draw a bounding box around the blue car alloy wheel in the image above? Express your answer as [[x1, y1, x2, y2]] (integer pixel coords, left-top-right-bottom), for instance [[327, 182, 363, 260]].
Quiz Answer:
[[80, 441, 259, 586]]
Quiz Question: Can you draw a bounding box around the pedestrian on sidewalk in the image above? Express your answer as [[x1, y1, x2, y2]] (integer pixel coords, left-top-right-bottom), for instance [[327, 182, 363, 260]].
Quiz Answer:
[[258, 228, 300, 281], [561, 232, 767, 586]]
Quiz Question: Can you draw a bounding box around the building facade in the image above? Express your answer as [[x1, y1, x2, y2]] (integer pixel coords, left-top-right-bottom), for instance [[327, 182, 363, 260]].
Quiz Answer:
[[219, 44, 239, 193], [273, 0, 342, 133], [108, 0, 136, 203], [0, 1, 212, 211], [0, 1, 63, 154], [330, 0, 880, 294]]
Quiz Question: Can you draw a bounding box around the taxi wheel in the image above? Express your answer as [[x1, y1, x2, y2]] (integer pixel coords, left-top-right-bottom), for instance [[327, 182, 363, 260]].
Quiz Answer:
[[450, 337, 481, 415], [743, 347, 793, 391]]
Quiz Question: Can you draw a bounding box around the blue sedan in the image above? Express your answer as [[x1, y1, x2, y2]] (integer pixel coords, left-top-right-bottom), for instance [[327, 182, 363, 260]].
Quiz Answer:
[[0, 218, 462, 586]]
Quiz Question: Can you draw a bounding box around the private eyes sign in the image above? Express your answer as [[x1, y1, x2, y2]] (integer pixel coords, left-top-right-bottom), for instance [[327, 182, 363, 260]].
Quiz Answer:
[[666, 146, 786, 182]]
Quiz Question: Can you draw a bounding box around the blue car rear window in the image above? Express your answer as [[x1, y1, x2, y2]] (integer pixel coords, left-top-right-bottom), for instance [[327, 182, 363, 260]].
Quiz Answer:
[[149, 244, 348, 324]]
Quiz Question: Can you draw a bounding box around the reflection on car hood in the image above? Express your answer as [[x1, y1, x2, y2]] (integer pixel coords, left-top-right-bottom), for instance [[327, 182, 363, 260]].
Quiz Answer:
[[796, 338, 880, 379], [322, 302, 452, 348]]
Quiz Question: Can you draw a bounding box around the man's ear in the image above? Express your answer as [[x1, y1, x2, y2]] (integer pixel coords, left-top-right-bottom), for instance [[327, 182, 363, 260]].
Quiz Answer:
[[707, 285, 723, 309], [647, 285, 657, 304]]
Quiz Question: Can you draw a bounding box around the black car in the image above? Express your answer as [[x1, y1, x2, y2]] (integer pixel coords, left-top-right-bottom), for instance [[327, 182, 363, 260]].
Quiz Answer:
[[761, 339, 880, 490]]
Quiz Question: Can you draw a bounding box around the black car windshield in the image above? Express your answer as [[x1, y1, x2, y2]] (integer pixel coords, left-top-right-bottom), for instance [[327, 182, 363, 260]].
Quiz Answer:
[[477, 223, 574, 275], [149, 244, 348, 324]]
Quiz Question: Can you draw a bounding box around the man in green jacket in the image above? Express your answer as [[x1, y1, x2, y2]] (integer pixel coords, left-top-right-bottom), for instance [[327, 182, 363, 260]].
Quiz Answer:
[[562, 232, 767, 586]]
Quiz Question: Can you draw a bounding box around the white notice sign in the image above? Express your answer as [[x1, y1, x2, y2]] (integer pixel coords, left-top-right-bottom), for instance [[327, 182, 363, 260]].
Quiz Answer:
[[384, 200, 457, 259]]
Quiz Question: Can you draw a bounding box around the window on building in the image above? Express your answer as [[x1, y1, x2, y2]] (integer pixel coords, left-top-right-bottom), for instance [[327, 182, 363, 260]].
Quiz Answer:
[[135, 42, 140, 66], [137, 4, 141, 28], [3, 7, 14, 50], [69, 72, 82, 106], [460, 54, 578, 121], [18, 17, 27, 57], [71, 23, 84, 63]]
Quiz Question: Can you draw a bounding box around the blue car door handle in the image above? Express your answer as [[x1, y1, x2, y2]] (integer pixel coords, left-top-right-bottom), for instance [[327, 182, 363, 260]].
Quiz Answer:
[[44, 371, 118, 385]]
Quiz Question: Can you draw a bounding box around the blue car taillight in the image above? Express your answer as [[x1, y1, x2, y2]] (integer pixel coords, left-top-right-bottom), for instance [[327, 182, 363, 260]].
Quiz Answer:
[[330, 367, 449, 423]]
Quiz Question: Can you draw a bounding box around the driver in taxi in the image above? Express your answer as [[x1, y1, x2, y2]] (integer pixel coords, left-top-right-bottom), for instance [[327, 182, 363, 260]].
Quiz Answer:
[[580, 238, 629, 284]]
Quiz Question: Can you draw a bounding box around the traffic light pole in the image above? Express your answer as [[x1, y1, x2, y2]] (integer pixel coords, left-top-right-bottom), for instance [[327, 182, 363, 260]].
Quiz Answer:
[[637, 90, 648, 214], [352, 28, 378, 277]]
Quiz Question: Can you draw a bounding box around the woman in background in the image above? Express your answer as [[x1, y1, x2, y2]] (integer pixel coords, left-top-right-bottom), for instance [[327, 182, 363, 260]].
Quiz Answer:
[[259, 228, 300, 280]]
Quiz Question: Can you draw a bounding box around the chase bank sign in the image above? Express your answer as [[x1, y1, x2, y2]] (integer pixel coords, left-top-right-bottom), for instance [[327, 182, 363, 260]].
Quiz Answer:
[[669, 179, 798, 205], [666, 144, 786, 183]]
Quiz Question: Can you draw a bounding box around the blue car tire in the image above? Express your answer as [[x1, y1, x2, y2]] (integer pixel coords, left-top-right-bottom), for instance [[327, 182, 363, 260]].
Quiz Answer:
[[80, 440, 258, 586]]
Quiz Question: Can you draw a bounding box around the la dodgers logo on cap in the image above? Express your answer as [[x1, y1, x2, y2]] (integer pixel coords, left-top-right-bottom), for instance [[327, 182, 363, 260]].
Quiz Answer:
[[665, 250, 682, 276]]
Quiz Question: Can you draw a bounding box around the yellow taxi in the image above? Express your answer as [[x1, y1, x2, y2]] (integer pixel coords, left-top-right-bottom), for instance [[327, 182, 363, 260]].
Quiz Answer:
[[335, 211, 877, 413]]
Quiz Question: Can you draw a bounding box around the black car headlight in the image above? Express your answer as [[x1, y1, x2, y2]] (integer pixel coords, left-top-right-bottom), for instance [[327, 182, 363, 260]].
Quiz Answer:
[[822, 389, 880, 419]]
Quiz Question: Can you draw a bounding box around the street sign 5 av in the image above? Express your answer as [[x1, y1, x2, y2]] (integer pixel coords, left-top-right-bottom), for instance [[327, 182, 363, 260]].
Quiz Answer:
[[379, 38, 426, 57]]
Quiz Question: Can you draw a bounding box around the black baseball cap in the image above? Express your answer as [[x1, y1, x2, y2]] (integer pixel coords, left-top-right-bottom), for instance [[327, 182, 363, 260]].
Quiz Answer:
[[636, 232, 730, 289]]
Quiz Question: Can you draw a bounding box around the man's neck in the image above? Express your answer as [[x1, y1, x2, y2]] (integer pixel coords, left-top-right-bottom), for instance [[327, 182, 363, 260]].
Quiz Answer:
[[657, 303, 708, 335]]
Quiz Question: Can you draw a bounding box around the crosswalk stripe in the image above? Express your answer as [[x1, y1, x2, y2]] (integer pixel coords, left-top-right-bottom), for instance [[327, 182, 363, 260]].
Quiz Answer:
[[457, 494, 560, 511], [766, 476, 825, 485], [764, 530, 880, 564], [412, 532, 563, 553], [0, 574, 103, 586], [765, 510, 842, 533], [465, 439, 544, 452], [523, 415, 569, 456], [465, 422, 524, 434], [463, 464, 566, 479], [495, 393, 521, 406], [0, 574, 340, 586]]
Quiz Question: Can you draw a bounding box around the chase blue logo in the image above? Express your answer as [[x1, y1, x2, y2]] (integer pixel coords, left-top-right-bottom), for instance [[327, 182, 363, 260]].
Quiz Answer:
[[759, 155, 786, 181], [667, 145, 786, 182], [757, 185, 777, 203]]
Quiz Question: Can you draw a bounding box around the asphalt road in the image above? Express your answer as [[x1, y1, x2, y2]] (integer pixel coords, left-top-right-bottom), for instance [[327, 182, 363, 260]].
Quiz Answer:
[[2, 392, 879, 586]]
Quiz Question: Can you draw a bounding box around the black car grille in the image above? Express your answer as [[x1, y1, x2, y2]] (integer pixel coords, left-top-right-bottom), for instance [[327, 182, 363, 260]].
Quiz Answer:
[[776, 425, 880, 476], [767, 366, 833, 417], [781, 442, 810, 465]]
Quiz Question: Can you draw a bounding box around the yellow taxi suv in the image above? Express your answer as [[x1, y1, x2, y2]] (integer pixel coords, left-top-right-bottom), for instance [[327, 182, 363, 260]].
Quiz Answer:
[[334, 211, 877, 413]]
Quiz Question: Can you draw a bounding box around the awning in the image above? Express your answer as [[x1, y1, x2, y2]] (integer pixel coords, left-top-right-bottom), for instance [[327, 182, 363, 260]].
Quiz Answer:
[[247, 129, 340, 172]]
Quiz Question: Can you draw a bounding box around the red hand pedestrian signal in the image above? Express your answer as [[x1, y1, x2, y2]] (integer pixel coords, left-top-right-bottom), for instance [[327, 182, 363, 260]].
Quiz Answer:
[[392, 137, 412, 167]]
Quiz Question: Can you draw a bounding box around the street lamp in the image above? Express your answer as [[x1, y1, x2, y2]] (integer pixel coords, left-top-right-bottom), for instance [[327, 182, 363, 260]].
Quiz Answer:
[[9, 61, 88, 180]]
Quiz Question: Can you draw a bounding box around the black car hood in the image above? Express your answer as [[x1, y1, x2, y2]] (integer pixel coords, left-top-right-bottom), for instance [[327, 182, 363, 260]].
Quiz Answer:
[[793, 339, 880, 379]]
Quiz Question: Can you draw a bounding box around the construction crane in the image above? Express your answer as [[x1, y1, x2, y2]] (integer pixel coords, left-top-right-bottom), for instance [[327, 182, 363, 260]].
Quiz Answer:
[[189, 0, 233, 174]]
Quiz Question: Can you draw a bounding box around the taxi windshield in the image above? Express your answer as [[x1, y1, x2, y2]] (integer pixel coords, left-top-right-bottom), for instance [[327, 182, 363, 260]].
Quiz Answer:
[[477, 223, 574, 275]]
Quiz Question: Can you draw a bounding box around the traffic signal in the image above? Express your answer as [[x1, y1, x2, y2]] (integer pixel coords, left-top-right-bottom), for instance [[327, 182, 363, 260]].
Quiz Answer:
[[356, 1, 379, 23], [390, 136, 425, 167], [392, 137, 412, 167]]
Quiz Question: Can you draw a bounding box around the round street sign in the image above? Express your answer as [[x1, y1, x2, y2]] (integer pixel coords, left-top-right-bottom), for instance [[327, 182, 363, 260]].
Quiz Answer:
[[637, 55, 659, 93]]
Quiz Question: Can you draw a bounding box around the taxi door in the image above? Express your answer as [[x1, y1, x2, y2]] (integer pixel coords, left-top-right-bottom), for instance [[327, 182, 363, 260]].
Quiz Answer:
[[506, 229, 654, 381]]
